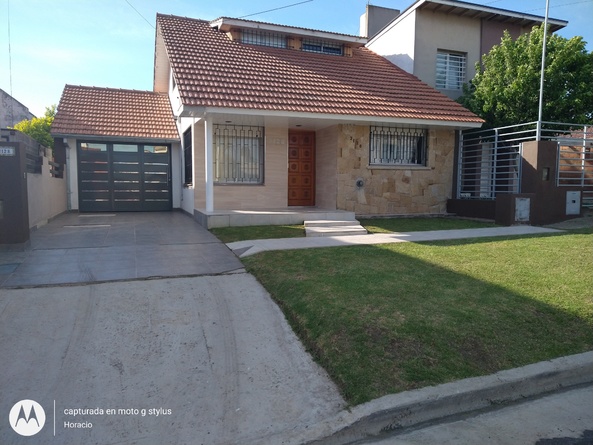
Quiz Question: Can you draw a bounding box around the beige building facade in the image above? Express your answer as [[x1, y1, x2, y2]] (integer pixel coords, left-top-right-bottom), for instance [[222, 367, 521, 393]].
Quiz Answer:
[[188, 120, 456, 218], [365, 0, 567, 99]]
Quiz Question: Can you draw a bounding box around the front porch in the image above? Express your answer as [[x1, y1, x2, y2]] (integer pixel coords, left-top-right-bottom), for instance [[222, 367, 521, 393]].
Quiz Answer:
[[194, 208, 356, 229]]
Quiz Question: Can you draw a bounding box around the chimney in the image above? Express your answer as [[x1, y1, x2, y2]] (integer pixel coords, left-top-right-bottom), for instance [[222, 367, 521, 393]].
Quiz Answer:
[[360, 4, 401, 38]]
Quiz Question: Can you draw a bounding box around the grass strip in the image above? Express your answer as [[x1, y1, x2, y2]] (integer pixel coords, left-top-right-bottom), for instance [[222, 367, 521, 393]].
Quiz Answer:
[[243, 231, 593, 405]]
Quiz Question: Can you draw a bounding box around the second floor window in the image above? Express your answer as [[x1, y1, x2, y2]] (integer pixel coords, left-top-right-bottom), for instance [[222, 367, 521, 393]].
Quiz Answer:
[[302, 39, 343, 55], [436, 51, 466, 90], [241, 30, 287, 48]]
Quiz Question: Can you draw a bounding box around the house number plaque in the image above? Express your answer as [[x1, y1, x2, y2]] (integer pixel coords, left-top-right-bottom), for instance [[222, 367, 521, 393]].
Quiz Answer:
[[0, 146, 16, 156]]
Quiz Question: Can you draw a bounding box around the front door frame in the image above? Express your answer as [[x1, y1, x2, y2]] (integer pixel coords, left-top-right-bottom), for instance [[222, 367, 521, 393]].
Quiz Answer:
[[288, 130, 316, 206]]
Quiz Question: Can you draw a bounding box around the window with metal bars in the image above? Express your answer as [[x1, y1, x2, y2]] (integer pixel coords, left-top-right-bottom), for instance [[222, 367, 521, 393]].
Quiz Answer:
[[213, 125, 264, 184], [302, 38, 343, 55], [369, 126, 427, 166], [436, 51, 466, 90], [183, 128, 192, 185], [241, 30, 287, 48]]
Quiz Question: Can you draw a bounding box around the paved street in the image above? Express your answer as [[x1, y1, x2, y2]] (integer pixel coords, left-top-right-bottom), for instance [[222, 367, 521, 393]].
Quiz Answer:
[[364, 385, 593, 445]]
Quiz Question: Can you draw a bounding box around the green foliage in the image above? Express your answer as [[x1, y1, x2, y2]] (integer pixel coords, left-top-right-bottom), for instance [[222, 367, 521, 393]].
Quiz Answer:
[[458, 25, 593, 128], [12, 105, 56, 148]]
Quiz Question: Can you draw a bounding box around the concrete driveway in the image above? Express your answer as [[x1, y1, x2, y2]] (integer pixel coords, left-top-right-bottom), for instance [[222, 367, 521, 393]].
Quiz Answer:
[[0, 212, 244, 287], [0, 212, 345, 444]]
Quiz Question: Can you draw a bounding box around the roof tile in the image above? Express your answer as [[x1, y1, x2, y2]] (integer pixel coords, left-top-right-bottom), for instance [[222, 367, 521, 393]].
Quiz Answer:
[[52, 85, 179, 140], [158, 14, 482, 124]]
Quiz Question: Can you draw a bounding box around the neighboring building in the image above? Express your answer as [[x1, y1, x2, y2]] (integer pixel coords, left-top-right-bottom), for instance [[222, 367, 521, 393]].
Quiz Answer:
[[53, 14, 483, 223], [0, 88, 35, 128], [364, 0, 568, 99]]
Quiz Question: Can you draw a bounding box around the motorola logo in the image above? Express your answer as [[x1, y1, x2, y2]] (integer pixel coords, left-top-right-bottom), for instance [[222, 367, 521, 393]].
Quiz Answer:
[[9, 400, 46, 436]]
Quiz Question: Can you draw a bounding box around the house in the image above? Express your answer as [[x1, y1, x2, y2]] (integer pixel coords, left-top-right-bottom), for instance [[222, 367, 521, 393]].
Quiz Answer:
[[364, 0, 568, 99], [52, 13, 484, 227], [1, 88, 35, 128]]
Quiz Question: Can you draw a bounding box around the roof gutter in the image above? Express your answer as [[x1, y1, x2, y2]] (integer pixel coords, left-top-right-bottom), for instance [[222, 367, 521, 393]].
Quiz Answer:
[[210, 17, 368, 46], [50, 133, 180, 143], [179, 105, 484, 129]]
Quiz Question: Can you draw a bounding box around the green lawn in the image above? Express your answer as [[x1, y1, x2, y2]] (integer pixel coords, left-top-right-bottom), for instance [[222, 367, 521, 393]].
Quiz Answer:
[[210, 224, 305, 243], [211, 217, 497, 243], [243, 229, 593, 406], [360, 217, 497, 234]]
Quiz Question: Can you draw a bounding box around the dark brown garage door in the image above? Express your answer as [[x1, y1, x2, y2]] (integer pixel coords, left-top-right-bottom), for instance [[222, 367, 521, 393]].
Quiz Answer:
[[78, 142, 171, 212]]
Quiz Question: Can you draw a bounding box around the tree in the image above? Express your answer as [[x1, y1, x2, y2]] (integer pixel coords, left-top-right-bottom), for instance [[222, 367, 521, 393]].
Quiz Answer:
[[12, 105, 57, 148], [458, 25, 593, 128]]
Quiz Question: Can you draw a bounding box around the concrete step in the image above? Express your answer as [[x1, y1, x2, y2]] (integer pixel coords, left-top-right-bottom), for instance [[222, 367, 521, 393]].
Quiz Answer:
[[304, 220, 360, 227], [304, 220, 368, 237]]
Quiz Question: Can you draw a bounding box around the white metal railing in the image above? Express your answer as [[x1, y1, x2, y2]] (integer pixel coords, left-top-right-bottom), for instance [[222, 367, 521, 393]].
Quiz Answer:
[[458, 121, 593, 201]]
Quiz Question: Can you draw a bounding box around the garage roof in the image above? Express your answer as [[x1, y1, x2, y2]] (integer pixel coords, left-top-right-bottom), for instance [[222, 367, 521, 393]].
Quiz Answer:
[[52, 85, 179, 141]]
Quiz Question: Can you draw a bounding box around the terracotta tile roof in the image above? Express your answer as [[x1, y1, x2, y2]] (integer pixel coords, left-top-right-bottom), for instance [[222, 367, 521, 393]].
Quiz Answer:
[[157, 14, 483, 124], [51, 85, 179, 140]]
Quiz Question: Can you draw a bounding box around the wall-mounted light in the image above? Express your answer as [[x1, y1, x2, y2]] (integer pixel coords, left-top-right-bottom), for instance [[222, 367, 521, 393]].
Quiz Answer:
[[356, 178, 364, 188], [542, 167, 550, 181]]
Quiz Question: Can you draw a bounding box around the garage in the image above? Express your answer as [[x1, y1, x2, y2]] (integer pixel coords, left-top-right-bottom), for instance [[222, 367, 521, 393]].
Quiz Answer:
[[78, 142, 171, 212], [51, 85, 180, 212]]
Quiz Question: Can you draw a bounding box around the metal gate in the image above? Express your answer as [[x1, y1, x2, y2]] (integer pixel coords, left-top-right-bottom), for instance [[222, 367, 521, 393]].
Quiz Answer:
[[555, 126, 593, 209], [458, 122, 593, 207], [78, 142, 171, 212]]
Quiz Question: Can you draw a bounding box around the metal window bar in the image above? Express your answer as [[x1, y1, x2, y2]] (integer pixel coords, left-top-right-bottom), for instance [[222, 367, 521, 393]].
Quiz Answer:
[[436, 52, 466, 90], [213, 125, 264, 184], [370, 126, 427, 166], [302, 39, 343, 55], [241, 30, 287, 48], [183, 129, 192, 185]]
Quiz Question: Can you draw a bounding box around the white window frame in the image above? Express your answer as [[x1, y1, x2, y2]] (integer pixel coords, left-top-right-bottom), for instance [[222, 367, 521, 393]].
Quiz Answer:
[[436, 51, 466, 90], [302, 39, 343, 55]]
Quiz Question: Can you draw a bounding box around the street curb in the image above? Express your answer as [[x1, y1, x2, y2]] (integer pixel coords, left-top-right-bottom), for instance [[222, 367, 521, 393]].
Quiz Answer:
[[263, 351, 593, 445]]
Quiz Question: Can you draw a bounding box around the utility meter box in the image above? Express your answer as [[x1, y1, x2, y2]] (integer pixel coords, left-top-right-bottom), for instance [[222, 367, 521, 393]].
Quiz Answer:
[[566, 191, 581, 216]]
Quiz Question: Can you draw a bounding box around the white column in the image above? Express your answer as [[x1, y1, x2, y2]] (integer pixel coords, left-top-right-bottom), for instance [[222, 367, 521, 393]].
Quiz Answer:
[[204, 116, 214, 212]]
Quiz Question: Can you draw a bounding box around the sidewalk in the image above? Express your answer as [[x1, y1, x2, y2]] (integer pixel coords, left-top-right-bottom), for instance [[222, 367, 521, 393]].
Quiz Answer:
[[228, 226, 562, 257]]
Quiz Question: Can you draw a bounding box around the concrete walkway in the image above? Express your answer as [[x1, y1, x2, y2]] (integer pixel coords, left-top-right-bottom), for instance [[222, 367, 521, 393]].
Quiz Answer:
[[228, 225, 562, 257]]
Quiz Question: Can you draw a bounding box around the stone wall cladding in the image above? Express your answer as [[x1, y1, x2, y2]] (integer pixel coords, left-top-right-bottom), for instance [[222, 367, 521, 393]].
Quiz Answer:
[[336, 124, 455, 215]]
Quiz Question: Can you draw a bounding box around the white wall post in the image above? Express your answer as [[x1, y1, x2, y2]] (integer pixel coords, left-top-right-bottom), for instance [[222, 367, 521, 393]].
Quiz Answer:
[[204, 116, 214, 212]]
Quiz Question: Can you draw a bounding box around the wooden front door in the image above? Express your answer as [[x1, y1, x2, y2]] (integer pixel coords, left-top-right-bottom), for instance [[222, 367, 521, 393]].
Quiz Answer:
[[288, 131, 315, 206]]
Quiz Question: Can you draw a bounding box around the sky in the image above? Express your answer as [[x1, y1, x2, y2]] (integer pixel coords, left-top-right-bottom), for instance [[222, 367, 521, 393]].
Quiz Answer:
[[1, 0, 592, 118]]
